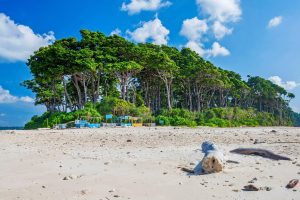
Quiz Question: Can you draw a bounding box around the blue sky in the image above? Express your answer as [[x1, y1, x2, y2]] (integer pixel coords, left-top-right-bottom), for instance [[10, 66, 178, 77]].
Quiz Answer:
[[1, 0, 300, 126]]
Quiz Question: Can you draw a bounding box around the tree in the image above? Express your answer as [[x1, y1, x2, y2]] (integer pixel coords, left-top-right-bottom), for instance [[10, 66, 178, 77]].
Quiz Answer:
[[23, 29, 296, 127], [105, 35, 143, 101], [139, 44, 178, 110], [108, 61, 143, 100]]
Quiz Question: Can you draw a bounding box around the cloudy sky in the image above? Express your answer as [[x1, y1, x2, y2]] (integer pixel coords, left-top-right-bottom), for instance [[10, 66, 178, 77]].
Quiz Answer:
[[1, 0, 300, 126]]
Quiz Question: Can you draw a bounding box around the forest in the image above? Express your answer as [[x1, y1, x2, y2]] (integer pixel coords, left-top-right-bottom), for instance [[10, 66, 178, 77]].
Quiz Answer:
[[23, 30, 298, 129]]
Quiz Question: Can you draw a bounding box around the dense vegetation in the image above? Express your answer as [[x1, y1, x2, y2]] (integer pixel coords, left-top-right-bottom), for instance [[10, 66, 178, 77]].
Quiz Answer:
[[25, 97, 154, 129], [292, 112, 300, 127], [23, 30, 297, 129]]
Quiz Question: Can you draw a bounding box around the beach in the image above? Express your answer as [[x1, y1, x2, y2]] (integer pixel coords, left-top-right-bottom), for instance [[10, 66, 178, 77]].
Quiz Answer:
[[0, 127, 299, 200]]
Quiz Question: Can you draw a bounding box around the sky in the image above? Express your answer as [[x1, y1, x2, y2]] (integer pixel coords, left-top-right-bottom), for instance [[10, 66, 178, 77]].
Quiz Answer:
[[1, 0, 300, 126]]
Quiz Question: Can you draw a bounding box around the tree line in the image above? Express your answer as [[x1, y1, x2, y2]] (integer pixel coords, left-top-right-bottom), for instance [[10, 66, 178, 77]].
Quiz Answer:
[[23, 30, 296, 126]]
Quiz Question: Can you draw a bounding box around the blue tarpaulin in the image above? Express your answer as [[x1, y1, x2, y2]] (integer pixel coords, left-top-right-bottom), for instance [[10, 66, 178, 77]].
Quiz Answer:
[[75, 120, 88, 128], [106, 114, 113, 119]]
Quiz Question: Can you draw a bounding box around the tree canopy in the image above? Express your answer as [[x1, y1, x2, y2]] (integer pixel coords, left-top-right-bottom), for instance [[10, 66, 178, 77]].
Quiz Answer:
[[23, 30, 296, 127]]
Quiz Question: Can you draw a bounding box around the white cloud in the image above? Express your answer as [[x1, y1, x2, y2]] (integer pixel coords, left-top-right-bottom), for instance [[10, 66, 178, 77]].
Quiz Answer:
[[121, 0, 172, 15], [180, 17, 230, 57], [0, 113, 5, 117], [180, 0, 241, 57], [186, 41, 206, 56], [207, 42, 230, 57], [180, 17, 207, 56], [184, 41, 230, 58], [19, 96, 35, 103], [0, 86, 17, 103], [0, 86, 34, 104], [212, 21, 233, 39], [269, 76, 299, 91], [0, 13, 55, 63], [180, 17, 208, 41], [110, 28, 122, 36], [195, 0, 240, 45], [127, 18, 170, 45], [268, 16, 283, 28], [196, 0, 242, 23], [180, 17, 208, 56]]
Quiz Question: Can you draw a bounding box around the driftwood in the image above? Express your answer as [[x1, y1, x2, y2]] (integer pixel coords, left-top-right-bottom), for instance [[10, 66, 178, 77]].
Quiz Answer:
[[230, 148, 291, 161], [264, 141, 300, 144], [181, 141, 225, 175], [226, 160, 239, 164], [254, 140, 300, 145], [286, 179, 299, 189], [243, 185, 259, 191], [181, 167, 195, 174], [192, 141, 225, 174]]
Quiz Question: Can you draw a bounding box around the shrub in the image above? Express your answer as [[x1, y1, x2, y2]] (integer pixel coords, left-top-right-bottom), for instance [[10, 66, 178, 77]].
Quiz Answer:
[[25, 104, 290, 129], [156, 108, 197, 127], [156, 115, 171, 126], [24, 104, 102, 129], [197, 107, 286, 127], [204, 110, 216, 120], [97, 96, 152, 119], [206, 118, 231, 127], [97, 96, 133, 116]]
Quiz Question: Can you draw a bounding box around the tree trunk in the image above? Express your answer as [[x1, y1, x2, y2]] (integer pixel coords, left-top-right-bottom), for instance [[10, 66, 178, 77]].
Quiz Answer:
[[165, 81, 172, 110], [158, 84, 161, 111], [73, 75, 82, 109], [188, 82, 192, 111], [207, 89, 216, 108], [196, 88, 201, 112], [120, 74, 127, 100], [82, 75, 88, 104], [63, 76, 73, 112], [95, 70, 101, 103]]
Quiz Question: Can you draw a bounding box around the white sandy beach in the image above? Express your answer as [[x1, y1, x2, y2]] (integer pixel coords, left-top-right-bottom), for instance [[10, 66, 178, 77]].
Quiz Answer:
[[0, 127, 299, 200]]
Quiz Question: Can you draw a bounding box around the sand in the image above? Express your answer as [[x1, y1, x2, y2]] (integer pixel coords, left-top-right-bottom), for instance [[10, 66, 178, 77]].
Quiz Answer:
[[0, 127, 299, 200]]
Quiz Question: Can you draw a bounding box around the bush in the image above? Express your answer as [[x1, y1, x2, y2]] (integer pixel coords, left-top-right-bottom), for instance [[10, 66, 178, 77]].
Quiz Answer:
[[97, 96, 152, 119], [204, 110, 216, 120], [25, 97, 155, 129], [24, 103, 102, 130], [171, 116, 191, 126], [24, 112, 51, 129], [156, 109, 197, 127], [155, 107, 278, 128], [206, 118, 231, 127], [196, 107, 287, 127], [156, 115, 171, 126], [159, 108, 196, 120], [199, 107, 283, 127], [292, 112, 300, 127], [97, 96, 132, 116], [25, 103, 290, 129]]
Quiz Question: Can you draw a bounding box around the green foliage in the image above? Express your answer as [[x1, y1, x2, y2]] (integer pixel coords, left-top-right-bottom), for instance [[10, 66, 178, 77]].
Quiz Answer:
[[130, 105, 153, 121], [25, 97, 153, 129], [205, 118, 231, 127], [156, 108, 197, 127], [23, 29, 297, 128], [24, 113, 51, 130], [97, 96, 133, 116], [24, 103, 101, 130], [171, 116, 197, 127], [73, 103, 102, 119], [156, 115, 171, 126], [155, 107, 290, 128], [292, 112, 300, 127], [198, 107, 290, 127], [97, 96, 153, 119]]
